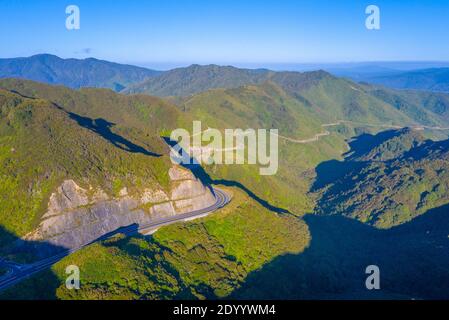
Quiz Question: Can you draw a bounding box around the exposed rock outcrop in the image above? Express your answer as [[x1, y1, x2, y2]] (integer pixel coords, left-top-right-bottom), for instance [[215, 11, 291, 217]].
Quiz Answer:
[[21, 166, 216, 258]]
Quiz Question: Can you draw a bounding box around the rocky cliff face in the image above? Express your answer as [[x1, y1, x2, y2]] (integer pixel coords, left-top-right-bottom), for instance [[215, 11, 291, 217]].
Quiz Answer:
[[20, 166, 215, 258]]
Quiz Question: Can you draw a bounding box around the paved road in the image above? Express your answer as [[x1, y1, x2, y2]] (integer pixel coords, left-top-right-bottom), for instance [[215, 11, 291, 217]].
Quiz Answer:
[[0, 187, 230, 292]]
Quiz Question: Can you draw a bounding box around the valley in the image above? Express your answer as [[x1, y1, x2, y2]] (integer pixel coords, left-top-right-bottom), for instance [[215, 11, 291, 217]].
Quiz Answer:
[[0, 56, 449, 300]]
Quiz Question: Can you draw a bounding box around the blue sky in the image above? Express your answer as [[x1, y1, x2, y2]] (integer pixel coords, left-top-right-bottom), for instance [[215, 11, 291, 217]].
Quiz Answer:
[[1, 0, 449, 69]]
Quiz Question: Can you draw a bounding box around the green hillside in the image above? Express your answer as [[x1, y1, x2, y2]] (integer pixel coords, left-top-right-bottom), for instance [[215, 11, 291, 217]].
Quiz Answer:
[[1, 189, 310, 300], [0, 88, 173, 248], [0, 78, 186, 136], [179, 81, 347, 214], [314, 129, 449, 228], [3, 74, 449, 222], [173, 72, 449, 214], [125, 64, 449, 129], [145, 65, 449, 228], [0, 78, 348, 215], [273, 72, 436, 126], [124, 64, 272, 97], [366, 85, 449, 125], [2, 66, 449, 300]]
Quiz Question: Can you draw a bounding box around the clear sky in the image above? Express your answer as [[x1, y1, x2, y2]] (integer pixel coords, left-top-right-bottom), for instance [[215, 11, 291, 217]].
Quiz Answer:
[[1, 0, 449, 68]]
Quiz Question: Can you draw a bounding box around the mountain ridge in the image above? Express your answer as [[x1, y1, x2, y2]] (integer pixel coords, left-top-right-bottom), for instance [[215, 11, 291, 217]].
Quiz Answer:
[[0, 54, 160, 91], [357, 67, 449, 93]]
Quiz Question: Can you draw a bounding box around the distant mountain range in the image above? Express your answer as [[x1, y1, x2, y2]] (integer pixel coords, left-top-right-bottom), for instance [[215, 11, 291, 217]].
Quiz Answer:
[[2, 54, 449, 96], [0, 54, 160, 91], [359, 68, 449, 93]]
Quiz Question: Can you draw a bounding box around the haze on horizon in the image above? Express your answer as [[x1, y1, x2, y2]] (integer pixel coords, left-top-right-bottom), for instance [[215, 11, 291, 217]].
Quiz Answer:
[[1, 0, 449, 69]]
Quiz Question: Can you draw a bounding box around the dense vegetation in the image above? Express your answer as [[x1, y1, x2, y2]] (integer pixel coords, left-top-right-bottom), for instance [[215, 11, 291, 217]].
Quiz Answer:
[[1, 61, 449, 300], [179, 81, 347, 214], [1, 189, 310, 299], [314, 129, 449, 228], [125, 64, 272, 97], [0, 88, 172, 248], [2, 71, 449, 233]]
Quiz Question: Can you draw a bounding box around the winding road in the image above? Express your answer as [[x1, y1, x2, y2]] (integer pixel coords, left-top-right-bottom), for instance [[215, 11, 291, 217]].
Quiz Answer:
[[185, 120, 449, 148], [276, 120, 449, 144], [0, 187, 230, 292]]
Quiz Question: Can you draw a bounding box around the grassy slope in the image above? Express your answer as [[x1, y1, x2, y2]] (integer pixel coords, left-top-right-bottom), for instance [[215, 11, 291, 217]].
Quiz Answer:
[[366, 85, 449, 125], [0, 78, 189, 142], [290, 76, 422, 125], [181, 82, 347, 214], [178, 73, 449, 215], [124, 64, 272, 97]]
